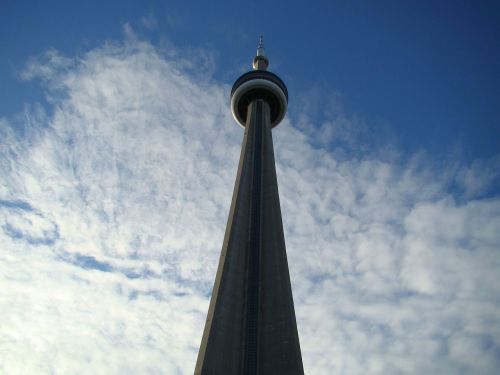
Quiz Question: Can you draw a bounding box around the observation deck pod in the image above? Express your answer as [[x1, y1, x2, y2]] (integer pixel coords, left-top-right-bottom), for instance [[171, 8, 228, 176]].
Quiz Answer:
[[230, 70, 288, 128]]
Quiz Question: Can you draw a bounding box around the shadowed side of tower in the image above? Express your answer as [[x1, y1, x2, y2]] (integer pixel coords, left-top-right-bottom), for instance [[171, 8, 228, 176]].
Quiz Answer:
[[195, 39, 304, 375]]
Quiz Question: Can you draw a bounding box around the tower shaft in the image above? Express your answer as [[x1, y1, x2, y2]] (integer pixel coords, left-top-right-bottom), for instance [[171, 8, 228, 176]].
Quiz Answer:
[[195, 100, 304, 374]]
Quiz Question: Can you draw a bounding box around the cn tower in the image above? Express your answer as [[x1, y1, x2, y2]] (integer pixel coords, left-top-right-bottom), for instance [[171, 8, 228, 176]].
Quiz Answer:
[[195, 37, 304, 375]]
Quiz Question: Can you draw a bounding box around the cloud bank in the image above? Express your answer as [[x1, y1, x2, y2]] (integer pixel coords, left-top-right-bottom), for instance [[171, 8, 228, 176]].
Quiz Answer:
[[1, 33, 499, 374]]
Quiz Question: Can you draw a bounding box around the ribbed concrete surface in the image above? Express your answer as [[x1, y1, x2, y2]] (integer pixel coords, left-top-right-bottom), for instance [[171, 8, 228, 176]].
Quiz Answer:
[[195, 100, 304, 375]]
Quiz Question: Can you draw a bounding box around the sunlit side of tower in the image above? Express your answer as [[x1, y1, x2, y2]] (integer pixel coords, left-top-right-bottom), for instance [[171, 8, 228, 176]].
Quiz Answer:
[[195, 37, 304, 375]]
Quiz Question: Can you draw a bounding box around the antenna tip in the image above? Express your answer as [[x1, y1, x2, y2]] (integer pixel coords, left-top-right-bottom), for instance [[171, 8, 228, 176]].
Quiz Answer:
[[257, 35, 265, 56], [253, 35, 269, 70]]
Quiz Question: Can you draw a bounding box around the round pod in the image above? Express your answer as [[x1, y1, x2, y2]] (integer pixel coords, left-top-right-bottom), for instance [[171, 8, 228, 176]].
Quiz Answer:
[[230, 70, 288, 128]]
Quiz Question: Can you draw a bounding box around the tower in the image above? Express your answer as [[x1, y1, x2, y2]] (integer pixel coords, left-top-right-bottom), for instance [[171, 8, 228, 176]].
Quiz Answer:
[[195, 37, 304, 375]]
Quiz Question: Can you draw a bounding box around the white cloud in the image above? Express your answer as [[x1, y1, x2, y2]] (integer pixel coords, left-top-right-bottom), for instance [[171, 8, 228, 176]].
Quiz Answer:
[[454, 156, 500, 199], [1, 34, 499, 374]]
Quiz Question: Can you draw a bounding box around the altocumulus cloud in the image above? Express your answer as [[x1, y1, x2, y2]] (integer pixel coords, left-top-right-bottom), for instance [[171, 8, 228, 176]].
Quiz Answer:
[[1, 32, 500, 374]]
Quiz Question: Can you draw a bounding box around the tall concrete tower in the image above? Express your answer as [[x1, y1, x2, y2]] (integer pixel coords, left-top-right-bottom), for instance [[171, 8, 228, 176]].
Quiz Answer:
[[195, 37, 304, 375]]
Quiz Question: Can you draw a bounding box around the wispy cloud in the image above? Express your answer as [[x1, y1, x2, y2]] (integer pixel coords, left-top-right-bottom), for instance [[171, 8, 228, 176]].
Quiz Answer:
[[140, 12, 158, 31], [1, 33, 499, 374]]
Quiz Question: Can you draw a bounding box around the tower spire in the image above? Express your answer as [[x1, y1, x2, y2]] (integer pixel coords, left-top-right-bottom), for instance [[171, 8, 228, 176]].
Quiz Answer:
[[253, 35, 269, 71], [257, 35, 265, 56]]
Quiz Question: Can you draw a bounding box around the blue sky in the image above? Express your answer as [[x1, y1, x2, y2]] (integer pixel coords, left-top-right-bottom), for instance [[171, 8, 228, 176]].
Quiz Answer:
[[3, 1, 499, 158], [1, 1, 500, 374]]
